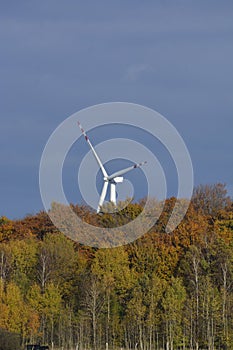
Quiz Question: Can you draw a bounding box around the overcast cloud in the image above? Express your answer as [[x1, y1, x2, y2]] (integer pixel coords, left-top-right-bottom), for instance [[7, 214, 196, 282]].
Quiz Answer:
[[0, 1, 232, 218]]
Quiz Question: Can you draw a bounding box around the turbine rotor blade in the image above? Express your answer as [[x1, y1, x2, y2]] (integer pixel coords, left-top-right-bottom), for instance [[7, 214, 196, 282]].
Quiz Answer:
[[108, 161, 147, 181], [78, 121, 108, 178], [97, 181, 108, 213]]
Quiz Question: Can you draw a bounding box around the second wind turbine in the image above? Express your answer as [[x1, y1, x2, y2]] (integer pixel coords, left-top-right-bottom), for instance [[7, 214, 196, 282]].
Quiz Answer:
[[78, 122, 146, 213]]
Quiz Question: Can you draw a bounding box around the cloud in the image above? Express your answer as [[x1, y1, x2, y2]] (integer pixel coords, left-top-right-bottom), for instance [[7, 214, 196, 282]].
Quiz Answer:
[[125, 63, 151, 81]]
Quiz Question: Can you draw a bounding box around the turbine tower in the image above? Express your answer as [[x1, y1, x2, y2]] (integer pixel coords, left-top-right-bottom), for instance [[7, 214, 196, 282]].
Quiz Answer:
[[78, 122, 146, 213]]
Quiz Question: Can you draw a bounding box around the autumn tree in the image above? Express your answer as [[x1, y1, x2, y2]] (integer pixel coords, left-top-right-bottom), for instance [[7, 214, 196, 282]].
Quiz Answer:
[[192, 183, 230, 216]]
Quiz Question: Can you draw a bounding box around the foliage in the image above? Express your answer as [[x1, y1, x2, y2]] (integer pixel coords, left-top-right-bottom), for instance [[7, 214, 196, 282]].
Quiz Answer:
[[0, 183, 232, 349], [0, 328, 21, 350]]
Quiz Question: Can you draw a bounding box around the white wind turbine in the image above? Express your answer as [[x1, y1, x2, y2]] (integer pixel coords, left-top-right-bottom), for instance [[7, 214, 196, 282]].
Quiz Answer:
[[78, 122, 146, 213]]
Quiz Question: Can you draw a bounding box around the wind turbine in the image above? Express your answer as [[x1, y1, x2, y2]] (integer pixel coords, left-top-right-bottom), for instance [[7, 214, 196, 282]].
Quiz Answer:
[[78, 122, 146, 213]]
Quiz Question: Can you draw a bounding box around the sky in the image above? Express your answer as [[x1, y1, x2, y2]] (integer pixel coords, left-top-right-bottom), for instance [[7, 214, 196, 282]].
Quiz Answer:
[[0, 0, 233, 219]]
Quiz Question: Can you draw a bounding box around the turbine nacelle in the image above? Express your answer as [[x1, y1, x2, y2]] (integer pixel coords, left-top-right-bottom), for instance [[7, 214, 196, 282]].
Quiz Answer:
[[103, 176, 123, 184], [112, 176, 123, 183]]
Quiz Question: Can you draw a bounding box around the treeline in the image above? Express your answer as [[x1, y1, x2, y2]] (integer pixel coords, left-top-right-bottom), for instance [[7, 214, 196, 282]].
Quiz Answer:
[[0, 183, 232, 350]]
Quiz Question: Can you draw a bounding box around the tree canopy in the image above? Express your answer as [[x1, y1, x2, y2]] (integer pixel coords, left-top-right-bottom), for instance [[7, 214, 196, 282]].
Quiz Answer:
[[0, 183, 232, 349]]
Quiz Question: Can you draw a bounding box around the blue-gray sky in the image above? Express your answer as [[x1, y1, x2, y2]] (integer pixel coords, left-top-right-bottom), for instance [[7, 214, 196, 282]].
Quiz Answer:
[[1, 1, 233, 219]]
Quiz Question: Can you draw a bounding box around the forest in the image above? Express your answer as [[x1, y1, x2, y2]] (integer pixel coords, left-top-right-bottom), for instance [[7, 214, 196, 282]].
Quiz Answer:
[[0, 183, 232, 350]]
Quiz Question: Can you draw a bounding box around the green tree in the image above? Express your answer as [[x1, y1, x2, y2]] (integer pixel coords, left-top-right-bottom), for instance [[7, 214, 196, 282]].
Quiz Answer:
[[91, 247, 134, 347], [162, 277, 186, 350], [9, 239, 38, 292]]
